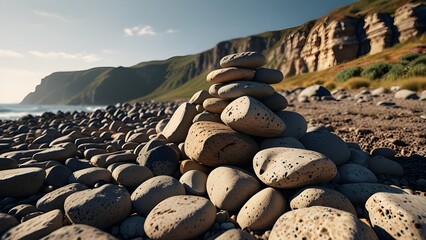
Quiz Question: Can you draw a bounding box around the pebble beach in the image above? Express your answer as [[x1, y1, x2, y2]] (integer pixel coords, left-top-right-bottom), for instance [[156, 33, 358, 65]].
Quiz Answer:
[[0, 52, 425, 240]]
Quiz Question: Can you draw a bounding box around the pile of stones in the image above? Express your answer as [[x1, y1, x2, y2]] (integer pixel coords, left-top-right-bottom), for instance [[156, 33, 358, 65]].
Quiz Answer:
[[0, 52, 425, 240]]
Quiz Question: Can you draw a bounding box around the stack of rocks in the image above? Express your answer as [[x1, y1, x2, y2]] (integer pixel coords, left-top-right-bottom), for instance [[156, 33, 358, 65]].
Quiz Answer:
[[1, 52, 425, 240]]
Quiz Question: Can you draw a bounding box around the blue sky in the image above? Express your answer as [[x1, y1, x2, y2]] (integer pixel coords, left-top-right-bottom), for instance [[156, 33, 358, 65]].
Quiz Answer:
[[0, 0, 356, 103]]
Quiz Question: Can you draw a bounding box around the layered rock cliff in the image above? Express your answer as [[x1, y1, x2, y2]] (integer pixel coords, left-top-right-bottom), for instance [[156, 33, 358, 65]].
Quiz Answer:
[[21, 0, 425, 105]]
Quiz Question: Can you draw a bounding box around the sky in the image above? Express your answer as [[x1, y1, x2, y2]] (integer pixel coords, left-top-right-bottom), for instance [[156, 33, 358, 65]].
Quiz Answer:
[[0, 0, 357, 103]]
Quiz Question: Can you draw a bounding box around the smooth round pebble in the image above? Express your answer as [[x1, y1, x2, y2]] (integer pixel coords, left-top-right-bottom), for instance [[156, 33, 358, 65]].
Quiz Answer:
[[275, 111, 307, 139], [218, 81, 275, 100], [68, 167, 112, 187], [214, 229, 256, 240], [112, 163, 154, 188], [299, 130, 350, 166], [338, 164, 378, 183], [131, 175, 186, 216], [220, 52, 266, 68], [0, 167, 45, 198], [259, 137, 305, 150], [207, 67, 255, 83], [179, 170, 208, 196], [120, 215, 146, 239], [207, 166, 260, 212], [253, 68, 283, 84], [237, 187, 286, 231]]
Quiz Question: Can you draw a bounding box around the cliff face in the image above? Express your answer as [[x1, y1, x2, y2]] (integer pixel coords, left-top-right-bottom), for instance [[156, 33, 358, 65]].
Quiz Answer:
[[21, 1, 425, 105]]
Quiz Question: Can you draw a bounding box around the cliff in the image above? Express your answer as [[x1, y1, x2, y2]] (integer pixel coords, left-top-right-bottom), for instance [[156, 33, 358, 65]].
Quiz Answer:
[[21, 0, 425, 105]]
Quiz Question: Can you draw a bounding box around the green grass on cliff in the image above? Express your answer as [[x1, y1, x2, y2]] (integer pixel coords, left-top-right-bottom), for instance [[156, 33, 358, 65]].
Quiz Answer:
[[274, 35, 426, 92], [332, 0, 420, 18]]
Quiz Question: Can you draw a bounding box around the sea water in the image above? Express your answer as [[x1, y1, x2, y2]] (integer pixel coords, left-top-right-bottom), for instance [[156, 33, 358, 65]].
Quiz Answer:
[[0, 104, 106, 120]]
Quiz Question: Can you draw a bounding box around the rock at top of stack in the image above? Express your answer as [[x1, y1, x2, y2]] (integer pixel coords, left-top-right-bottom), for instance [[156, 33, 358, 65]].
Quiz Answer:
[[201, 51, 287, 137], [220, 52, 266, 69]]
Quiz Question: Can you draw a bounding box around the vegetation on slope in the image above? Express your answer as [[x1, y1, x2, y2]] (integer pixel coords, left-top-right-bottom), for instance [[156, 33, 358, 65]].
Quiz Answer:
[[274, 35, 426, 92]]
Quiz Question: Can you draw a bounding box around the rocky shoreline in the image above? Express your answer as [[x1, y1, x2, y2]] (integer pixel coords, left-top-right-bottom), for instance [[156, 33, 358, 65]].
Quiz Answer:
[[1, 52, 425, 239]]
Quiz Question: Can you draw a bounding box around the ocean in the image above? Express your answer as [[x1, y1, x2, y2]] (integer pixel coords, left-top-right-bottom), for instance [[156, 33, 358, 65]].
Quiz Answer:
[[0, 104, 106, 121]]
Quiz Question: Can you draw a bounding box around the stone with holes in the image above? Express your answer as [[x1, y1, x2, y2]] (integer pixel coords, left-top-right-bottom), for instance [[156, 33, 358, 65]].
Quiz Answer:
[[144, 195, 216, 240], [64, 184, 131, 229], [289, 186, 356, 215], [2, 210, 63, 240], [221, 96, 285, 137], [269, 206, 378, 239], [366, 192, 426, 239], [184, 121, 258, 167], [253, 147, 337, 189]]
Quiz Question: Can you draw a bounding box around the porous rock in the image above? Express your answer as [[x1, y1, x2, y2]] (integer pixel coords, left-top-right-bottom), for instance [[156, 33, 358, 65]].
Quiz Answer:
[[366, 192, 426, 239], [185, 121, 258, 167], [144, 195, 216, 240], [221, 96, 285, 137], [269, 206, 378, 239], [290, 186, 356, 215], [64, 184, 131, 229], [253, 147, 337, 189], [2, 210, 63, 240]]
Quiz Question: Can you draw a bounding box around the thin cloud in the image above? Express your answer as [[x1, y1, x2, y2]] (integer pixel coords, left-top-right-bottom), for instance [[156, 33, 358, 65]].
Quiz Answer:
[[124, 25, 157, 37], [33, 10, 70, 23], [29, 51, 100, 62], [0, 49, 24, 58], [165, 28, 178, 34]]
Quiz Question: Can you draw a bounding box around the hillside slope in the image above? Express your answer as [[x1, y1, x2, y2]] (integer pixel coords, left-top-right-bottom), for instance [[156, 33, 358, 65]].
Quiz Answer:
[[21, 0, 425, 105]]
